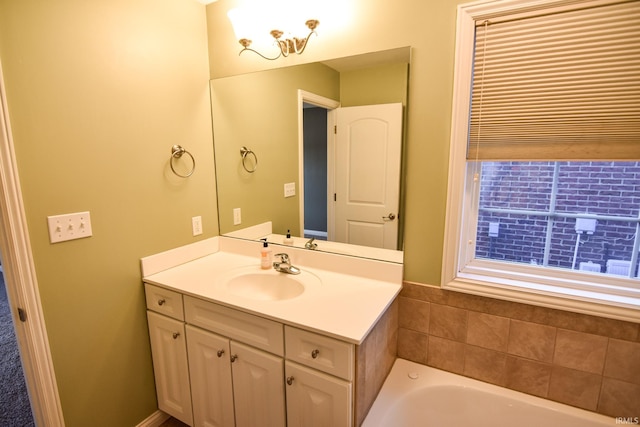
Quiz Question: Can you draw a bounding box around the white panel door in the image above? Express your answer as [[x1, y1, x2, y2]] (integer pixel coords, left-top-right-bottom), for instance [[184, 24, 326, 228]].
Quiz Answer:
[[285, 361, 352, 427], [146, 311, 193, 426], [231, 341, 286, 427], [333, 103, 402, 249], [186, 325, 235, 427]]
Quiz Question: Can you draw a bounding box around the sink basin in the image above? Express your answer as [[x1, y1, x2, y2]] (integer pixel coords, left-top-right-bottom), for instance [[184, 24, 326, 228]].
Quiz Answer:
[[219, 267, 320, 301]]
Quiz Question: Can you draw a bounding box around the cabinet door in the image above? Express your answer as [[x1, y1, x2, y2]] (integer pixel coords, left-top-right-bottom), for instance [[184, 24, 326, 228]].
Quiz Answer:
[[147, 311, 193, 426], [186, 326, 235, 427], [285, 361, 352, 427], [230, 341, 286, 427]]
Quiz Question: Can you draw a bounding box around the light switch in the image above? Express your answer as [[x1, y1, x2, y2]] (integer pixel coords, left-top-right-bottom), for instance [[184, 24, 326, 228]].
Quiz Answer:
[[47, 211, 93, 243], [192, 216, 203, 236], [284, 182, 296, 198], [233, 208, 241, 225]]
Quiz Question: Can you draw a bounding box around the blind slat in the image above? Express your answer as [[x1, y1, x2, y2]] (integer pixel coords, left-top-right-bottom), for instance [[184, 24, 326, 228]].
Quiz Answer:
[[468, 0, 640, 161]]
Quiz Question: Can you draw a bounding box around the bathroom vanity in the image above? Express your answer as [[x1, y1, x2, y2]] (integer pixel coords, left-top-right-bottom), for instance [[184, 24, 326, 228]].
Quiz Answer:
[[141, 237, 402, 427]]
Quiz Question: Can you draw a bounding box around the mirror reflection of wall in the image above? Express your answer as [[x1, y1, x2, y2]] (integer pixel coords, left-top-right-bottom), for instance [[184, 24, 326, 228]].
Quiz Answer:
[[211, 47, 410, 258], [211, 62, 339, 237]]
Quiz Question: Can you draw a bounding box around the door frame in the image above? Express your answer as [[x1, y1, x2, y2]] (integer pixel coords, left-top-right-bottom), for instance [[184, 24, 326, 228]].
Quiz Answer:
[[0, 60, 65, 426], [296, 90, 340, 239]]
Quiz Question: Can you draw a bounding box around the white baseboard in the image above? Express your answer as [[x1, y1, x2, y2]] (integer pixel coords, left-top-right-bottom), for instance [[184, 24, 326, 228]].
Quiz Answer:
[[136, 410, 170, 427]]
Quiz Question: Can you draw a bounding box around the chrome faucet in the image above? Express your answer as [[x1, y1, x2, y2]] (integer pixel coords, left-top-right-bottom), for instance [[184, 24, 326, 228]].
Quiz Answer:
[[305, 237, 318, 250], [273, 253, 301, 275]]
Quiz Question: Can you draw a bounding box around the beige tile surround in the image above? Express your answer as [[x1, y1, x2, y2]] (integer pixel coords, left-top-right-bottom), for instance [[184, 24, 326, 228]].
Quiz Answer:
[[356, 298, 398, 426], [397, 282, 640, 418]]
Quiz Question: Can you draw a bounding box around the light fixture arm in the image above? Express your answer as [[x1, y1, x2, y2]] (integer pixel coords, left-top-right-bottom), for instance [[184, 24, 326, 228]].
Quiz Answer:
[[237, 19, 319, 61]]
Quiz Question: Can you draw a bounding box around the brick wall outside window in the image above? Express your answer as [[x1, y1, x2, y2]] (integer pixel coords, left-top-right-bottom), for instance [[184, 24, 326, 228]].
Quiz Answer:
[[476, 162, 640, 276]]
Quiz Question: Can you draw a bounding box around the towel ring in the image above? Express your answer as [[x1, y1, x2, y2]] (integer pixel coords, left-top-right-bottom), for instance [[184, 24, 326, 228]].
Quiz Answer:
[[170, 145, 196, 178], [240, 146, 258, 173]]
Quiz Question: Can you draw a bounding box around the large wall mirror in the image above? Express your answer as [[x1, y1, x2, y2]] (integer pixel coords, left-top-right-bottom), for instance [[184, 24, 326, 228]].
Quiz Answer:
[[211, 47, 410, 263]]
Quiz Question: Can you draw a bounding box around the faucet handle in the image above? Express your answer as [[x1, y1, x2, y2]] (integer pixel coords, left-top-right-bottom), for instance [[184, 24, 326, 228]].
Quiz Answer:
[[305, 238, 318, 250], [273, 253, 290, 263]]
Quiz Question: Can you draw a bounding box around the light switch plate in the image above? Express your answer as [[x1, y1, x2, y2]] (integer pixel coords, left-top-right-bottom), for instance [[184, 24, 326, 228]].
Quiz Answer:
[[284, 182, 296, 198], [192, 216, 203, 236], [233, 208, 241, 225], [47, 211, 93, 243]]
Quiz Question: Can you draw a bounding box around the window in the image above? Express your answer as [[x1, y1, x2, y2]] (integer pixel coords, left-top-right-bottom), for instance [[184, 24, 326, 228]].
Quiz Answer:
[[443, 0, 640, 322]]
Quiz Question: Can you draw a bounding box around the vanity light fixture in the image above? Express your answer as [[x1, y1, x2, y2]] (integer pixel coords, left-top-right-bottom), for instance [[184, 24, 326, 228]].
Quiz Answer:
[[228, 8, 319, 61]]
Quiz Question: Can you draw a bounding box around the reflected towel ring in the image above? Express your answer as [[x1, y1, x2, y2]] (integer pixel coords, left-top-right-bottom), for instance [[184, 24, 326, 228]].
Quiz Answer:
[[170, 145, 196, 178], [240, 146, 258, 173]]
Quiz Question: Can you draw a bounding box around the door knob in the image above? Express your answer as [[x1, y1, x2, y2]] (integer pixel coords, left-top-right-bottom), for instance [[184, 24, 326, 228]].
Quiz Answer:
[[382, 213, 396, 221]]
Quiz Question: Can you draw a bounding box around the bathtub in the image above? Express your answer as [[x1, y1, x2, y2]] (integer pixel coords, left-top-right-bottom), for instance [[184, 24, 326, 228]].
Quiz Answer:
[[362, 358, 615, 427]]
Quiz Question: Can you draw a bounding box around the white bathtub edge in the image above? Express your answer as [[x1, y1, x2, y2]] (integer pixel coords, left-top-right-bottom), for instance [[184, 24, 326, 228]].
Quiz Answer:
[[362, 358, 616, 426]]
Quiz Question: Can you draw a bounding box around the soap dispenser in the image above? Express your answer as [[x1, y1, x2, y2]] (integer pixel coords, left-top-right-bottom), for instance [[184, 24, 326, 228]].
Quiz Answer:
[[283, 229, 294, 245], [260, 239, 272, 269]]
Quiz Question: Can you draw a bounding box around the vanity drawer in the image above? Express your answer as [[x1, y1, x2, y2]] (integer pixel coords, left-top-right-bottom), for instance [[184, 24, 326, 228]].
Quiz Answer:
[[145, 283, 184, 321], [285, 326, 354, 380], [184, 296, 284, 357]]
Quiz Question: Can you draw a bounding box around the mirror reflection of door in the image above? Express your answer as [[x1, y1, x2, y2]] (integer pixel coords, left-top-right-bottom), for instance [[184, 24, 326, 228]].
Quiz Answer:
[[334, 103, 402, 249], [303, 103, 403, 250]]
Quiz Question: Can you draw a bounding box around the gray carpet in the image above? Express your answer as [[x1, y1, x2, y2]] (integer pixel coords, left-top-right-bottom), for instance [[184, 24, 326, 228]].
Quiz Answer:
[[0, 273, 35, 426]]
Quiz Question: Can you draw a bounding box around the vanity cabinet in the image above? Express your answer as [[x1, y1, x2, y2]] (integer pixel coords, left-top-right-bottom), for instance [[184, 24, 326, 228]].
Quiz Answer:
[[146, 311, 193, 426], [231, 341, 286, 426], [185, 325, 235, 427], [146, 283, 371, 427], [285, 361, 351, 426], [284, 326, 353, 426], [185, 325, 286, 427]]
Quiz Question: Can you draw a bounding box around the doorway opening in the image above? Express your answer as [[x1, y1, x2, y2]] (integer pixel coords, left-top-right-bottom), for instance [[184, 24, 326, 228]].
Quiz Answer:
[[302, 104, 329, 240], [0, 258, 35, 426], [297, 91, 339, 241]]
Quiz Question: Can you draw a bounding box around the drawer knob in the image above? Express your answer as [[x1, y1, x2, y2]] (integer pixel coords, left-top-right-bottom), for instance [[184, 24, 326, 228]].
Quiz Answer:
[[311, 349, 320, 359], [230, 354, 238, 363], [172, 332, 180, 339], [286, 376, 295, 386], [217, 349, 225, 358], [157, 299, 166, 306]]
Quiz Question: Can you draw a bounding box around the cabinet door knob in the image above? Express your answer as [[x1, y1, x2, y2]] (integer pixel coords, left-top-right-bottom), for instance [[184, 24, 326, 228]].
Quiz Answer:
[[217, 349, 225, 358], [311, 349, 320, 359], [230, 354, 238, 362], [286, 376, 295, 386], [157, 299, 166, 306], [172, 332, 180, 339]]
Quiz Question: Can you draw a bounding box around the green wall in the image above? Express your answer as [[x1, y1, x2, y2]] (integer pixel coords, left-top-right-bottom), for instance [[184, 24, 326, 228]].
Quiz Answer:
[[0, 0, 217, 425], [340, 63, 409, 107]]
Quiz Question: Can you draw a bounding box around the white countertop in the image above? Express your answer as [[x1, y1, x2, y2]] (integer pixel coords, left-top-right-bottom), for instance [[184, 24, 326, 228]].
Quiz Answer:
[[141, 237, 403, 344]]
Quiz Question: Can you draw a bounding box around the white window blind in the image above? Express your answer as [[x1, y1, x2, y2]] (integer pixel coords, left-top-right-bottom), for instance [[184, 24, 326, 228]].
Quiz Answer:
[[468, 0, 640, 161]]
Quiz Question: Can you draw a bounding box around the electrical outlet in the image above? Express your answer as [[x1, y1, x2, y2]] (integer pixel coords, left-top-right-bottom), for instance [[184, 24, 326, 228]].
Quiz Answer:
[[233, 208, 241, 225], [284, 182, 296, 198], [47, 211, 93, 243], [192, 216, 203, 236]]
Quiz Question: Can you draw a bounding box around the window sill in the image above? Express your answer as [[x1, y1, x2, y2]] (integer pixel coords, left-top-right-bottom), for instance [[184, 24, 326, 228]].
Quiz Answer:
[[444, 271, 640, 323]]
